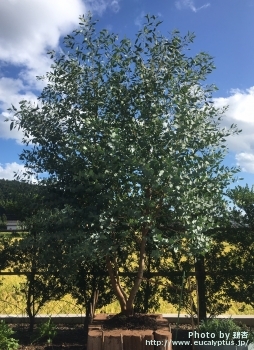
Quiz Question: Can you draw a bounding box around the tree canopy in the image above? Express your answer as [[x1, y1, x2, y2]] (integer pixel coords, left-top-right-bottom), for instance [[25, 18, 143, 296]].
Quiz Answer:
[[6, 13, 241, 314]]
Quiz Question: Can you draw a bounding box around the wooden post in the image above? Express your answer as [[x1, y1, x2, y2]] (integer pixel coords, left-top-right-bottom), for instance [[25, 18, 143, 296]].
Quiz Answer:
[[103, 331, 123, 350], [195, 255, 207, 323], [154, 330, 172, 350], [87, 330, 103, 350]]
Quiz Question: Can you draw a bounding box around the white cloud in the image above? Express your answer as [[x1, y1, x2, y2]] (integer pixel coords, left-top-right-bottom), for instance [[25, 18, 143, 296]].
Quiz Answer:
[[0, 162, 25, 180], [134, 11, 162, 27], [0, 0, 87, 88], [214, 87, 254, 125], [134, 11, 146, 27], [0, 162, 39, 183], [175, 0, 210, 12], [213, 86, 254, 173], [0, 0, 123, 144], [85, 0, 121, 15], [0, 77, 38, 143], [0, 0, 122, 74], [110, 0, 121, 13], [0, 0, 122, 89], [0, 0, 122, 88], [0, 0, 88, 145], [235, 153, 254, 173]]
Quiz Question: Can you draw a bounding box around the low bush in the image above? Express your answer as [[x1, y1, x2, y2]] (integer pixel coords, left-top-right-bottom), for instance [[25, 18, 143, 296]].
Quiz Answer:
[[0, 320, 19, 350]]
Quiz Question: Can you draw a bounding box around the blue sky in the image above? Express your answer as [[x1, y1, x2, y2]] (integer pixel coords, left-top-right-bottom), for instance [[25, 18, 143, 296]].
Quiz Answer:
[[0, 0, 254, 193]]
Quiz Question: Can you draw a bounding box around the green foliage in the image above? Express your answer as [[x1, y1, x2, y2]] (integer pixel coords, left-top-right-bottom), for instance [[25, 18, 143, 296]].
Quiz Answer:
[[0, 179, 41, 221], [160, 239, 232, 318], [0, 214, 6, 230], [219, 185, 254, 309], [71, 256, 115, 317], [160, 202, 254, 319], [5, 12, 242, 312], [0, 211, 74, 331], [133, 280, 161, 313], [31, 317, 57, 345], [6, 12, 241, 254], [199, 318, 254, 343], [0, 321, 19, 350]]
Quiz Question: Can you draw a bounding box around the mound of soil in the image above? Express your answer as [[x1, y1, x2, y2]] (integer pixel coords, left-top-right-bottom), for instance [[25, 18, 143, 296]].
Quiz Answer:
[[102, 313, 158, 330]]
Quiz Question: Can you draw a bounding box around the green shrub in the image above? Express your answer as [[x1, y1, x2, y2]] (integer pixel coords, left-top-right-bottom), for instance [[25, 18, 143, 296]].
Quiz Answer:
[[31, 317, 57, 345], [0, 320, 19, 350], [199, 318, 254, 344]]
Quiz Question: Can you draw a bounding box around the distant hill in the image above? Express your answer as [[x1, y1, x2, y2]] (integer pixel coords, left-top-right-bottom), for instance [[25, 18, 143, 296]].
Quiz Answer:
[[0, 178, 39, 221]]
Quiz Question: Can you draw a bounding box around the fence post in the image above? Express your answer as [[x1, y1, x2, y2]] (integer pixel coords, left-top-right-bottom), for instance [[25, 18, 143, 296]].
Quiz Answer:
[[195, 255, 206, 323]]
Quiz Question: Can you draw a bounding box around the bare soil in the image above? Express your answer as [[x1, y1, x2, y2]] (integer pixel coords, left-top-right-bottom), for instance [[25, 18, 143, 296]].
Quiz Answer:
[[10, 316, 193, 350], [102, 313, 158, 330], [11, 324, 86, 350]]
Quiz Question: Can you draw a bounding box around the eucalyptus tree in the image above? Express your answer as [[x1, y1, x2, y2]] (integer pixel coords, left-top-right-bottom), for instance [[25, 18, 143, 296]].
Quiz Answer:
[[7, 13, 241, 315]]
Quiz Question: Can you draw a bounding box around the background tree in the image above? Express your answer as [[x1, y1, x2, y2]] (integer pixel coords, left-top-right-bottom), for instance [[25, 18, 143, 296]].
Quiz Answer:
[[219, 185, 254, 310], [7, 13, 241, 316], [0, 181, 115, 333], [160, 238, 232, 321], [0, 208, 75, 331], [0, 213, 6, 230], [0, 180, 82, 331], [71, 256, 115, 338], [0, 179, 40, 223]]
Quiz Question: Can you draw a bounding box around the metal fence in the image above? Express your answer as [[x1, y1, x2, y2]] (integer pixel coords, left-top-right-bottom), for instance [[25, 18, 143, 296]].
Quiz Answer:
[[0, 272, 86, 324], [1, 270, 254, 324]]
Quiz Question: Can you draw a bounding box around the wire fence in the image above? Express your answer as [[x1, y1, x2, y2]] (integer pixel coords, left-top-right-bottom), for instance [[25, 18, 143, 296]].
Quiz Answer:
[[0, 273, 85, 320], [1, 270, 254, 321], [0, 270, 194, 320]]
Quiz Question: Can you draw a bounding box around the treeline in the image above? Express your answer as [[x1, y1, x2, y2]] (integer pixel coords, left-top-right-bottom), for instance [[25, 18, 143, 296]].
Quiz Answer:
[[0, 178, 42, 223]]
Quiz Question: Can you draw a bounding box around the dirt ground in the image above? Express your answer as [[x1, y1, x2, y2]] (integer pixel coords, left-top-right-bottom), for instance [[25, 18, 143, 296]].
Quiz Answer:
[[11, 316, 194, 350], [102, 313, 159, 330], [11, 324, 87, 350]]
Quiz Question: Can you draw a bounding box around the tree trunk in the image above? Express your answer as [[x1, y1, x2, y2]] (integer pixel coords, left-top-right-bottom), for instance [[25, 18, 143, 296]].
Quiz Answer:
[[144, 250, 151, 313], [106, 187, 151, 315], [26, 271, 35, 332], [195, 255, 206, 322], [125, 227, 148, 315], [106, 227, 148, 315], [106, 256, 127, 312]]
